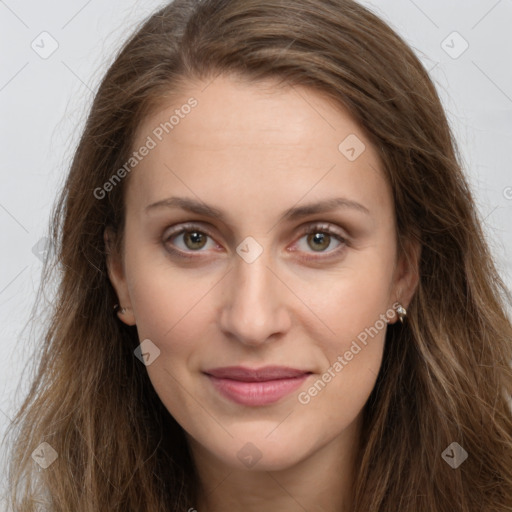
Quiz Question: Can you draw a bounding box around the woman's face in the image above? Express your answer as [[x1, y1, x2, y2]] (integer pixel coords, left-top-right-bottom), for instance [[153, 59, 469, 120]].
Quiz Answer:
[[107, 73, 418, 471]]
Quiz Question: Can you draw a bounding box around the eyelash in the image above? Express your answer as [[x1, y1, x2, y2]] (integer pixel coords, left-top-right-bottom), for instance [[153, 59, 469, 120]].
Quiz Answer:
[[163, 222, 348, 261]]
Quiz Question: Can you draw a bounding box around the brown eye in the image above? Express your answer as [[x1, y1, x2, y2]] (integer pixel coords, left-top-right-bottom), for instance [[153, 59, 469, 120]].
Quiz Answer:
[[182, 230, 208, 250], [306, 232, 332, 252], [291, 223, 348, 260], [163, 224, 217, 257]]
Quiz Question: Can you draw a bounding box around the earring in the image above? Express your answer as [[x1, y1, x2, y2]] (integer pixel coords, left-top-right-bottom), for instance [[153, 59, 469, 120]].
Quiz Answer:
[[396, 303, 407, 323], [113, 303, 128, 315]]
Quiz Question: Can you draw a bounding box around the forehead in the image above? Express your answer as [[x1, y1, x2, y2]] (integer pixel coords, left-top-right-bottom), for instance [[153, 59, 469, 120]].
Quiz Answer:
[[126, 74, 391, 222]]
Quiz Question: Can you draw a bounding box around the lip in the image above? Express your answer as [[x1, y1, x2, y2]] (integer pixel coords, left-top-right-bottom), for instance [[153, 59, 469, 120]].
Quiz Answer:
[[204, 366, 312, 406]]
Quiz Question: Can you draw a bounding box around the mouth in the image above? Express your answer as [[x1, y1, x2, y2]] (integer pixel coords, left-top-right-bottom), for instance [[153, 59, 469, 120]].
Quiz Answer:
[[203, 366, 312, 406]]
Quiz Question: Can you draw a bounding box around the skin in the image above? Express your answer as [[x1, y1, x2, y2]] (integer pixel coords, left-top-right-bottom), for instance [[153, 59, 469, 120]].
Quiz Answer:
[[106, 73, 420, 512]]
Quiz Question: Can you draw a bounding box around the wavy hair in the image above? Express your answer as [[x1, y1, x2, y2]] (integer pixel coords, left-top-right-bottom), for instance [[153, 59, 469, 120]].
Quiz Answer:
[[5, 0, 512, 510]]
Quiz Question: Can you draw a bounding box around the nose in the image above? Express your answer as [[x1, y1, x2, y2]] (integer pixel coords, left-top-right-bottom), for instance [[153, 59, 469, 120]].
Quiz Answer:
[[219, 247, 292, 347]]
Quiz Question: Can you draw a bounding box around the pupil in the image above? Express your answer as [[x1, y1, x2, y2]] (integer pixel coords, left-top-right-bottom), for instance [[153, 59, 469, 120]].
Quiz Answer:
[[186, 231, 206, 249], [309, 233, 329, 251]]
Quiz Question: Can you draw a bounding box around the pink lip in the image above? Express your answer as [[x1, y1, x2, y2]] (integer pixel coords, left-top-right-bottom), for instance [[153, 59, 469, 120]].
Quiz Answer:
[[204, 366, 311, 406]]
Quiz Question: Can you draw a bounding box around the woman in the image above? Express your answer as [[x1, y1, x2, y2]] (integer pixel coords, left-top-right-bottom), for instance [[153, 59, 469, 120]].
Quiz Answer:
[[5, 0, 512, 510]]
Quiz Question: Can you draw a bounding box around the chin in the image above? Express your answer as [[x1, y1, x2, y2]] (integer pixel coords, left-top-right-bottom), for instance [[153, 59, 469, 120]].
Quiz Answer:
[[210, 435, 310, 472]]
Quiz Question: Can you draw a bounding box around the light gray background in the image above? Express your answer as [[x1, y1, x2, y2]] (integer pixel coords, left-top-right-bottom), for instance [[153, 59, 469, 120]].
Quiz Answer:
[[1, 0, 511, 500]]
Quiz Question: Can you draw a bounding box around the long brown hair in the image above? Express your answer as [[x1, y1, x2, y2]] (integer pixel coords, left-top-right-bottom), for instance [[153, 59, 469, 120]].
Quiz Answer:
[[5, 0, 512, 510]]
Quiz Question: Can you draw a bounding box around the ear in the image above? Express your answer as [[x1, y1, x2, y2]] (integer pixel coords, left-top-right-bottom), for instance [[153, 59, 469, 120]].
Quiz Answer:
[[389, 235, 421, 324], [104, 226, 136, 326]]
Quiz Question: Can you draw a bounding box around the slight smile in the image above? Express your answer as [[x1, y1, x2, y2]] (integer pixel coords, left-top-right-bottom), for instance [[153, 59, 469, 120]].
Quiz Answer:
[[204, 366, 313, 406]]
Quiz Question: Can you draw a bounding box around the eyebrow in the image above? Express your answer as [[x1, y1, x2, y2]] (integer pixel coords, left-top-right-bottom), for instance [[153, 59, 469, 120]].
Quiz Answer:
[[144, 196, 370, 222]]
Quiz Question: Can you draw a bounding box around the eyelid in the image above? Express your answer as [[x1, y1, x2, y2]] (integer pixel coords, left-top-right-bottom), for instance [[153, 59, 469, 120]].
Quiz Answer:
[[295, 221, 347, 239], [163, 222, 217, 243]]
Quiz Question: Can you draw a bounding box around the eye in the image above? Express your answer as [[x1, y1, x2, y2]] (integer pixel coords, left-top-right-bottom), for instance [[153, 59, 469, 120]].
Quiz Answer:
[[164, 224, 218, 257], [162, 222, 348, 260], [292, 223, 347, 257]]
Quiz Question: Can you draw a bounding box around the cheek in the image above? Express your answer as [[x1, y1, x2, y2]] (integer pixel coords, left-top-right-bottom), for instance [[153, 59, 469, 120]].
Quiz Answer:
[[298, 281, 389, 427], [305, 250, 394, 352], [126, 261, 213, 421], [125, 242, 217, 341], [328, 274, 391, 345], [299, 249, 393, 406]]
